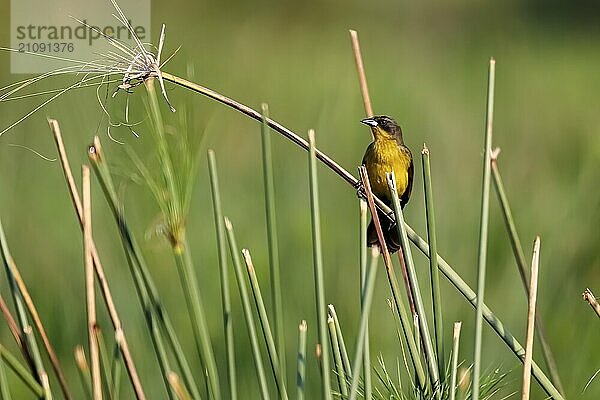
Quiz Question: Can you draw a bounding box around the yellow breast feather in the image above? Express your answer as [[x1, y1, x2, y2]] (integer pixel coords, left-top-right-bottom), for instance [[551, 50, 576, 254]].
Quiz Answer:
[[363, 138, 411, 201]]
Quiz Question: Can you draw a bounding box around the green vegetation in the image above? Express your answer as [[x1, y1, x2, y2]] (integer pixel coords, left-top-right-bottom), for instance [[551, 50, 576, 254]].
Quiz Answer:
[[0, 1, 598, 399]]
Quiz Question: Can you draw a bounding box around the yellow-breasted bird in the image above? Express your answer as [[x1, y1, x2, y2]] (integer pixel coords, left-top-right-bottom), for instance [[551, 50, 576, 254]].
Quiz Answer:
[[361, 115, 413, 253]]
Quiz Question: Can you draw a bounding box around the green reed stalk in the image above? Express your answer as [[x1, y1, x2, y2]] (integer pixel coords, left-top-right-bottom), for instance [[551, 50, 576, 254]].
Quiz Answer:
[[260, 103, 286, 381], [0, 342, 44, 397], [359, 199, 372, 400], [297, 321, 307, 400], [243, 249, 289, 400], [358, 167, 427, 391], [522, 237, 541, 400], [145, 78, 221, 400], [472, 58, 495, 400], [327, 305, 351, 379], [207, 150, 238, 400], [172, 243, 219, 397], [327, 315, 348, 397], [0, 217, 51, 399], [491, 158, 564, 395], [422, 145, 444, 377], [308, 130, 333, 400], [0, 351, 12, 400], [224, 219, 270, 400], [387, 173, 440, 394], [348, 247, 380, 400], [449, 322, 462, 400]]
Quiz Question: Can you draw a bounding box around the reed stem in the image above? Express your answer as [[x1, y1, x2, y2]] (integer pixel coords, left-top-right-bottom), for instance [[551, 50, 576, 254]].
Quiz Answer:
[[243, 249, 289, 400], [327, 305, 351, 379], [327, 315, 348, 397], [146, 78, 221, 400], [308, 130, 332, 400], [422, 145, 444, 378], [522, 237, 540, 400], [449, 322, 462, 400], [472, 58, 496, 400], [224, 218, 270, 400], [83, 165, 101, 400], [207, 150, 238, 400], [260, 103, 286, 382], [359, 199, 372, 400], [349, 30, 374, 118]]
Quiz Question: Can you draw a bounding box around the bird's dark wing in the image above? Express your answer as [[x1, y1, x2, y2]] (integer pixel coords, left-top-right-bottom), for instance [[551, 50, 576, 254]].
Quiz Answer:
[[400, 154, 414, 208]]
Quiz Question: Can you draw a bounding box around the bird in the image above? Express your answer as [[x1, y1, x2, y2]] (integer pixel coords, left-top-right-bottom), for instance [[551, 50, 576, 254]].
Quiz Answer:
[[361, 115, 414, 253]]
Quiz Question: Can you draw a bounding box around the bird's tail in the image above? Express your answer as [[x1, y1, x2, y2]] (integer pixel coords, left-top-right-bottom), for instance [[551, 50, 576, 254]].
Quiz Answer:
[[366, 210, 401, 254]]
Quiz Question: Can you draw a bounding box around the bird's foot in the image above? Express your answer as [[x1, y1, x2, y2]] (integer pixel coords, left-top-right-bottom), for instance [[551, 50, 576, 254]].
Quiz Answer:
[[356, 183, 366, 200]]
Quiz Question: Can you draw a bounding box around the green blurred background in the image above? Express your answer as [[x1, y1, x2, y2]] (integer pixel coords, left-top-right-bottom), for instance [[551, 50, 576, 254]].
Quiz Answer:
[[0, 0, 599, 398]]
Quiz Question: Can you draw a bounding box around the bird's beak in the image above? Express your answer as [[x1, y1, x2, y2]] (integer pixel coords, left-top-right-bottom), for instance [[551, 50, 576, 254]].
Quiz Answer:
[[360, 118, 378, 128]]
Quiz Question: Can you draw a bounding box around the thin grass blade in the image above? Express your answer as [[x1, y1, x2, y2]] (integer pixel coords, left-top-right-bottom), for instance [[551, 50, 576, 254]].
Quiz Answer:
[[522, 237, 541, 400], [472, 58, 496, 400], [260, 103, 286, 382], [308, 129, 332, 400], [243, 249, 289, 400], [327, 305, 351, 379], [422, 145, 444, 378], [224, 218, 270, 400], [208, 149, 238, 400], [327, 314, 348, 397], [359, 199, 372, 400]]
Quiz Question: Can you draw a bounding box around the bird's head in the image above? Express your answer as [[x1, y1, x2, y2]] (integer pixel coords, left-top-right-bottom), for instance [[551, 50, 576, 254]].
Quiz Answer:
[[360, 115, 403, 142]]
